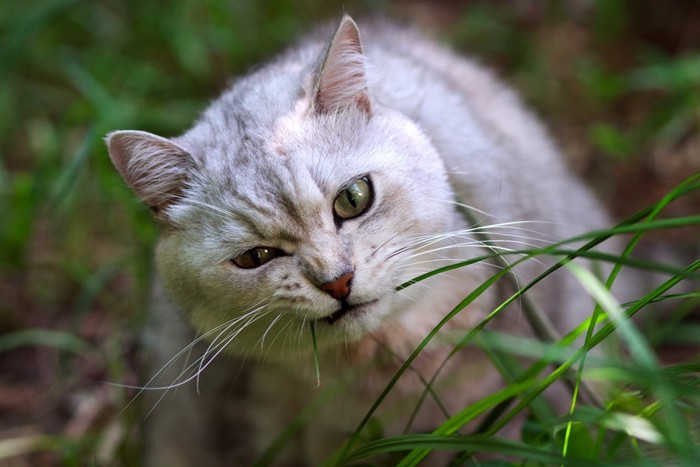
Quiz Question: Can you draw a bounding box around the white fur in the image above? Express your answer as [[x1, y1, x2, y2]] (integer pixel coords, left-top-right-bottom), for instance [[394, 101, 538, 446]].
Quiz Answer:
[[107, 16, 616, 465]]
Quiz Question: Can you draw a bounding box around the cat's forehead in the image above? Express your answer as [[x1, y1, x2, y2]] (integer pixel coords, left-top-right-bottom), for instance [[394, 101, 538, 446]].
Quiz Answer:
[[183, 88, 376, 185], [188, 116, 368, 189], [183, 131, 351, 241]]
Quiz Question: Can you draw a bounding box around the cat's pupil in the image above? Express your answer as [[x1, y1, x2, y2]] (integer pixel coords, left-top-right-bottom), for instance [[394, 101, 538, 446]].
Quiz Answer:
[[345, 190, 357, 208], [333, 176, 372, 220]]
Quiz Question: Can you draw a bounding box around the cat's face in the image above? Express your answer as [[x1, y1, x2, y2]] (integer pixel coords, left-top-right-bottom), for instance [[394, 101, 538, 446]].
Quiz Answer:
[[106, 16, 456, 357], [157, 106, 453, 356]]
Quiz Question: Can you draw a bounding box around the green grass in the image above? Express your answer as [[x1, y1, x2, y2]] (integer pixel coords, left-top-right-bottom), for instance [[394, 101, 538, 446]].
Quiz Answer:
[[1, 0, 699, 465]]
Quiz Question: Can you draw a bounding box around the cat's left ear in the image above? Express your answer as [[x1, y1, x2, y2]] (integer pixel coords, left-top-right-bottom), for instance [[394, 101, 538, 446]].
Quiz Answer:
[[313, 15, 371, 115]]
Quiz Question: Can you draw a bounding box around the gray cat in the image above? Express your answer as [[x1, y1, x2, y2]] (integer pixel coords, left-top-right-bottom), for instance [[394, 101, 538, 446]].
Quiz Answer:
[[106, 15, 615, 466]]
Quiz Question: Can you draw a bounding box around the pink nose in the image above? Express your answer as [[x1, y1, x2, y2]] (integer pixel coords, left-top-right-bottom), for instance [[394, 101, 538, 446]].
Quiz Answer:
[[320, 271, 354, 300]]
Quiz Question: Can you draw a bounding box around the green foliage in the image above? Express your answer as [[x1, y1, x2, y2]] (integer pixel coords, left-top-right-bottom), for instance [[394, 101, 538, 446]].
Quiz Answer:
[[254, 177, 700, 465], [584, 50, 700, 159], [581, 27, 700, 159]]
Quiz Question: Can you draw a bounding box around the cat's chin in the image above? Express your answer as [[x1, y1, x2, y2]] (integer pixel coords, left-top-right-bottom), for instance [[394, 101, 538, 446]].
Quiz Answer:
[[314, 298, 391, 343], [322, 299, 380, 325]]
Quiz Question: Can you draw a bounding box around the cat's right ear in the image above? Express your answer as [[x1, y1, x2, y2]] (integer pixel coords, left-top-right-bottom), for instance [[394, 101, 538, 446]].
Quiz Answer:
[[105, 130, 194, 215]]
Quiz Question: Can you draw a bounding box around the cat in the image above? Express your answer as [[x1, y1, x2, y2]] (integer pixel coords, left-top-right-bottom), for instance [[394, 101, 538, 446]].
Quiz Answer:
[[106, 15, 618, 466]]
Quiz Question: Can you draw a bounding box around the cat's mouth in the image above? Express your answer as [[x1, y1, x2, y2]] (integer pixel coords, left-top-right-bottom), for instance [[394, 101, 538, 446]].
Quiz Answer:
[[323, 299, 379, 325]]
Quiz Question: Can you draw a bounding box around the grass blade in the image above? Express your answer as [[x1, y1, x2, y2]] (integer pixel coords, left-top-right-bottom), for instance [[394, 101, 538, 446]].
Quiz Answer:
[[0, 329, 93, 354], [310, 320, 321, 388]]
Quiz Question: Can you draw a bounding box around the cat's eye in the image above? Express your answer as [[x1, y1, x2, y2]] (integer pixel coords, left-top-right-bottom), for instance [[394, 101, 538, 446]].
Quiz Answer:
[[334, 176, 373, 220], [231, 247, 284, 269]]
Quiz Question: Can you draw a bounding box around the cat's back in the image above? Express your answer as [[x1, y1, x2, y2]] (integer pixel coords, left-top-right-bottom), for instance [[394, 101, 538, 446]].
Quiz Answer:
[[354, 21, 609, 233]]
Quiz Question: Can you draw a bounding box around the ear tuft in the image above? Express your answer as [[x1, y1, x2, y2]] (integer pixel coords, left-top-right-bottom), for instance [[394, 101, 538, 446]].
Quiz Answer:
[[106, 130, 194, 214], [314, 15, 371, 114]]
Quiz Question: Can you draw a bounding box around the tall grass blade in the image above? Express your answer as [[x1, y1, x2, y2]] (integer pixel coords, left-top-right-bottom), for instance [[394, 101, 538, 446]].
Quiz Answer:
[[0, 329, 93, 354], [346, 433, 605, 465], [310, 320, 321, 388]]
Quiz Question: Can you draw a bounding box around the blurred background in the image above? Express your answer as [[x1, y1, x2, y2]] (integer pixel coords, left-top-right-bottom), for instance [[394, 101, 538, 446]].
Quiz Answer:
[[1, 0, 698, 464]]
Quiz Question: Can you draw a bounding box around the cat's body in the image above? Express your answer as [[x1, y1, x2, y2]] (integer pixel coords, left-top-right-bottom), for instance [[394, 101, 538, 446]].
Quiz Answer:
[[107, 16, 615, 465]]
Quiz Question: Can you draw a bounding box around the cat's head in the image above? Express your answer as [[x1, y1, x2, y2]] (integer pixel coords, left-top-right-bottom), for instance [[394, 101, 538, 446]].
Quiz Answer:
[[106, 16, 456, 358]]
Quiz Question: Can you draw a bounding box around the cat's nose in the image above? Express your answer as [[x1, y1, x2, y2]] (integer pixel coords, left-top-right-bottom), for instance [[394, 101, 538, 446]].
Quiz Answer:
[[320, 271, 354, 300]]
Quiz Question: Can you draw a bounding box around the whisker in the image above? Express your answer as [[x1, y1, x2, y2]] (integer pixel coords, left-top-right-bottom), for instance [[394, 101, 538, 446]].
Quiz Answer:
[[425, 196, 494, 221], [370, 224, 416, 257], [259, 313, 284, 351], [258, 314, 294, 363], [115, 299, 275, 420], [403, 241, 538, 262], [193, 307, 278, 389], [134, 186, 234, 220]]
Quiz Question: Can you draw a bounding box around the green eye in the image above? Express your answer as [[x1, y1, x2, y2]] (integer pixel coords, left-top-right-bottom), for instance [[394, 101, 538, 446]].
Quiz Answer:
[[232, 247, 284, 269], [333, 176, 373, 220]]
